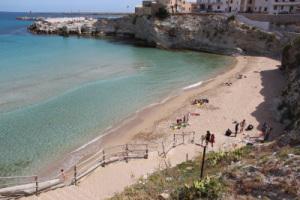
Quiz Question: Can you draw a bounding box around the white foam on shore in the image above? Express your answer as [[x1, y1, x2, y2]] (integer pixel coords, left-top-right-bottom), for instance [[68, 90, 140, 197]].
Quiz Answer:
[[71, 125, 113, 153], [69, 80, 207, 155], [70, 94, 177, 154], [182, 81, 203, 90]]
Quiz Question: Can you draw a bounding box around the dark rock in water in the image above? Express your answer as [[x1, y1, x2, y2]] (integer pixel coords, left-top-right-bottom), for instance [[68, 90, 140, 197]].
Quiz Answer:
[[16, 16, 45, 21]]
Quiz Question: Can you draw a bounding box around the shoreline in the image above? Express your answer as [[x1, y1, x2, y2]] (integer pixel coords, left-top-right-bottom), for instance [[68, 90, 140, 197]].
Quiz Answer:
[[38, 55, 238, 178], [22, 54, 286, 199]]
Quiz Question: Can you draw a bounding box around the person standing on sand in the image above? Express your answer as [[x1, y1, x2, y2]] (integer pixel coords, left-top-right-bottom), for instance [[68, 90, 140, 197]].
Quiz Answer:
[[205, 131, 211, 146], [60, 169, 66, 182], [235, 123, 239, 137], [262, 122, 268, 134], [201, 135, 206, 146], [210, 134, 215, 148], [240, 119, 246, 133], [264, 127, 273, 141]]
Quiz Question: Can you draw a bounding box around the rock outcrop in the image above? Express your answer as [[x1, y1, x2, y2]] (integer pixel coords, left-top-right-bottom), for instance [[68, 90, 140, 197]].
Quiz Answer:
[[29, 14, 284, 56], [278, 37, 300, 145], [28, 17, 97, 36]]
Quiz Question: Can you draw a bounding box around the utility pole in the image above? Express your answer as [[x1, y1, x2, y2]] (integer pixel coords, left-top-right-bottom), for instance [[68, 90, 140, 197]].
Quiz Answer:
[[200, 145, 207, 179]]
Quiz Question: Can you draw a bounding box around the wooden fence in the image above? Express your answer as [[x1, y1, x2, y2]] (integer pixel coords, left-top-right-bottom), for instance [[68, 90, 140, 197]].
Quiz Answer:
[[0, 131, 198, 199]]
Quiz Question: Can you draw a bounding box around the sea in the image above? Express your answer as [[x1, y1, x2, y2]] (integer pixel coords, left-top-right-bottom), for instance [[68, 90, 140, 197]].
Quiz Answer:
[[0, 12, 234, 177]]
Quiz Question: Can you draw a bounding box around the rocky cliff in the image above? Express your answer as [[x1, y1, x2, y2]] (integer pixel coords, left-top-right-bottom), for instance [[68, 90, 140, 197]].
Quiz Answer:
[[29, 14, 284, 56], [278, 37, 300, 145]]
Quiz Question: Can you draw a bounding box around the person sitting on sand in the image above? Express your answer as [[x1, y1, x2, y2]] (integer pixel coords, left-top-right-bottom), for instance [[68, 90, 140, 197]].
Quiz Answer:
[[205, 131, 211, 146], [210, 134, 215, 148], [177, 118, 182, 125], [225, 129, 233, 136]]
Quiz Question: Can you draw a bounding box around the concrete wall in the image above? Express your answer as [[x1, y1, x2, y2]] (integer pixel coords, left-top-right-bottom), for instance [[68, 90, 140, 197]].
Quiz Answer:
[[237, 14, 270, 31], [241, 13, 300, 24]]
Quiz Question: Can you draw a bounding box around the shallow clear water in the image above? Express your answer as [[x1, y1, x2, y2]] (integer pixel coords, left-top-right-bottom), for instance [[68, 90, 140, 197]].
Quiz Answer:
[[0, 12, 234, 176]]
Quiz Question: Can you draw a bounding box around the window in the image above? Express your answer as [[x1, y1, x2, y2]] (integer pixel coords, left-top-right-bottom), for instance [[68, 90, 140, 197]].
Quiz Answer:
[[264, 7, 267, 11], [281, 5, 284, 10], [274, 5, 277, 10], [248, 0, 252, 3], [217, 5, 220, 9]]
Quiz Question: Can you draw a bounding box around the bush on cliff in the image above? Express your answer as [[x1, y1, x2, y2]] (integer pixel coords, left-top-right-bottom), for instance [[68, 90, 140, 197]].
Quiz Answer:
[[227, 15, 235, 22], [175, 176, 224, 199], [155, 7, 169, 20]]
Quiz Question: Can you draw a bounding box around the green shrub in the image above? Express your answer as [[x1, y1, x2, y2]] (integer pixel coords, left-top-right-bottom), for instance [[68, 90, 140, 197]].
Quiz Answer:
[[175, 176, 224, 199], [227, 15, 235, 22], [206, 146, 252, 167], [155, 7, 169, 20], [293, 36, 300, 48]]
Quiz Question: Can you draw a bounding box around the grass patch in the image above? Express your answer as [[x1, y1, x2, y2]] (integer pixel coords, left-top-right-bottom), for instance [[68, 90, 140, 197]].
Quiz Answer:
[[111, 146, 253, 199]]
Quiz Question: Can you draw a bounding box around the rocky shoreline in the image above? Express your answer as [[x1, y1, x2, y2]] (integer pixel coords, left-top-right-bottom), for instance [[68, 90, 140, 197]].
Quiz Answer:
[[28, 14, 285, 56]]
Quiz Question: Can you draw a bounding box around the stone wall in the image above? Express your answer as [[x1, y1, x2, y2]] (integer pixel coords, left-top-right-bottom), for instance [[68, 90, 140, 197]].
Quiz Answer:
[[241, 13, 300, 24]]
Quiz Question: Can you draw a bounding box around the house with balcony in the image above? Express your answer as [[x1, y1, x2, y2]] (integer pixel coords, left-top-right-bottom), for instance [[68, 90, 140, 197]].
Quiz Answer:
[[156, 0, 199, 13], [269, 0, 300, 14], [135, 1, 163, 16]]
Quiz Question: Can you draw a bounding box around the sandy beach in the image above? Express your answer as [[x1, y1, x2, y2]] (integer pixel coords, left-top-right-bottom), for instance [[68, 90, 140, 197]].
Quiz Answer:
[[21, 55, 285, 200]]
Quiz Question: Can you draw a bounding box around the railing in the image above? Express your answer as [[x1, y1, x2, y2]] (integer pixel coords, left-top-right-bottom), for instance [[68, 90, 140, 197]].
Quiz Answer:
[[0, 131, 198, 199]]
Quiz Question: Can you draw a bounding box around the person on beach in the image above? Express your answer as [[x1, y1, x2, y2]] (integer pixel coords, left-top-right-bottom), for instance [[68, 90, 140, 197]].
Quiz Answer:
[[60, 169, 66, 182], [262, 122, 268, 134], [235, 123, 239, 137], [264, 127, 273, 141], [225, 128, 233, 136], [210, 134, 215, 148], [205, 131, 211, 146], [240, 119, 246, 133], [201, 135, 206, 146]]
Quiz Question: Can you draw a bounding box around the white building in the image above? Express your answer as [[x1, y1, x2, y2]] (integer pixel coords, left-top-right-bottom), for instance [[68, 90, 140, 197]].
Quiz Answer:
[[269, 0, 300, 14], [196, 0, 300, 13]]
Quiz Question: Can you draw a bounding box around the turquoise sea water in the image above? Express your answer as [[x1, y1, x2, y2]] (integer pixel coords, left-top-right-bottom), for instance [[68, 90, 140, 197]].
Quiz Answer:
[[0, 12, 234, 177]]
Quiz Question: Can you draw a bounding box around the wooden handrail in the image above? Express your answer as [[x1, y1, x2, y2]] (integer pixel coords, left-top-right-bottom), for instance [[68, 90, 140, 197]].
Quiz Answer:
[[0, 132, 200, 197]]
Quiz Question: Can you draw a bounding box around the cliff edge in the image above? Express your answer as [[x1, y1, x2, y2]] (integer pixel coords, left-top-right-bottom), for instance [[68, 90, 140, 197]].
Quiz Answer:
[[29, 14, 284, 57], [278, 37, 300, 145]]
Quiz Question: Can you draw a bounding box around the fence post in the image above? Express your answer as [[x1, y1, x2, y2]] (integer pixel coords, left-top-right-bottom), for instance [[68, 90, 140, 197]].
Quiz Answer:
[[200, 145, 207, 179], [34, 176, 38, 196], [74, 166, 77, 186], [125, 144, 129, 163], [102, 150, 106, 167], [173, 134, 176, 148], [162, 141, 166, 157], [144, 144, 149, 159], [186, 153, 189, 162], [192, 132, 195, 144]]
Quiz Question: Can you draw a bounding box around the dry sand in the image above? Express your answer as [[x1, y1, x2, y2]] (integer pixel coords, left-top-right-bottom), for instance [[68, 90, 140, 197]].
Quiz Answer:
[[22, 55, 285, 200]]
